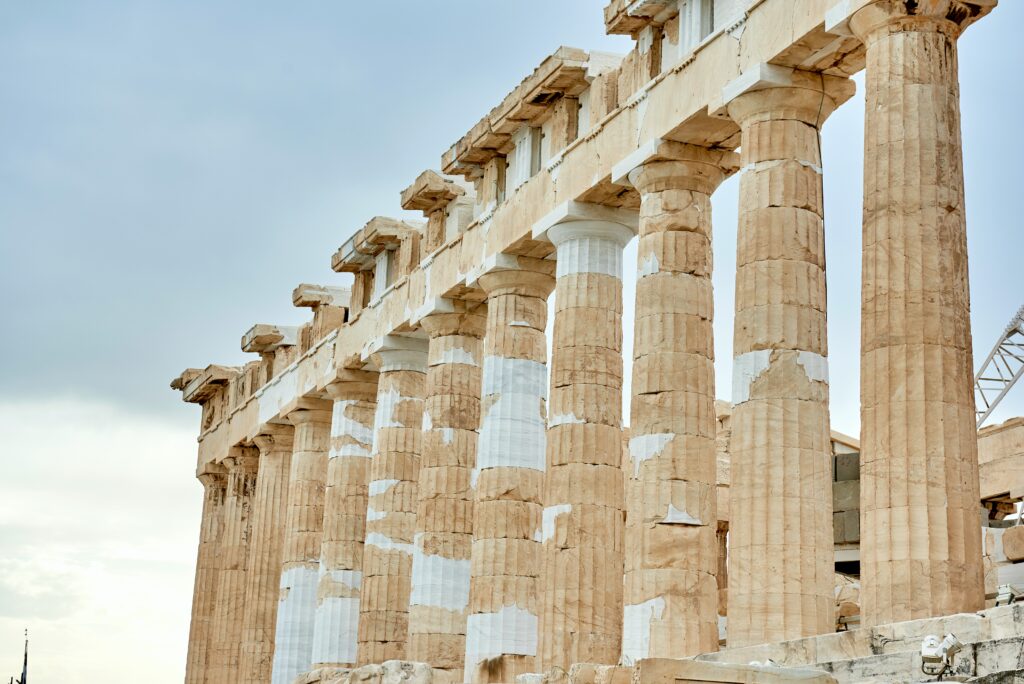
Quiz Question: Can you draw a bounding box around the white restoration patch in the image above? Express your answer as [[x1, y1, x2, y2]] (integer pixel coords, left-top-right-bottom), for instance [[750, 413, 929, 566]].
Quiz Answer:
[[330, 399, 374, 460], [796, 351, 829, 384], [638, 251, 660, 277], [548, 413, 585, 427], [410, 534, 472, 612], [271, 564, 319, 684], [555, 236, 624, 279], [439, 346, 479, 367], [622, 596, 666, 664], [540, 504, 572, 543], [368, 479, 400, 497], [662, 504, 702, 526], [364, 532, 414, 555], [628, 433, 675, 478], [464, 605, 539, 674], [310, 570, 362, 666], [477, 357, 548, 474], [732, 349, 772, 405]]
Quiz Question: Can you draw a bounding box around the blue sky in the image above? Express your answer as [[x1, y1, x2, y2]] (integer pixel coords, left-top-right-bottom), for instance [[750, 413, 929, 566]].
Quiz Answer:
[[1, 2, 1021, 681]]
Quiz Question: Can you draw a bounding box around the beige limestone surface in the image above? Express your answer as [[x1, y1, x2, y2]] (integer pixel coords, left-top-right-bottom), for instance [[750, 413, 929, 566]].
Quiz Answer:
[[240, 427, 294, 684], [358, 345, 427, 664], [185, 467, 226, 684], [725, 73, 852, 648], [310, 373, 379, 670], [209, 447, 259, 684], [408, 305, 486, 676], [623, 144, 737, 662], [853, 0, 988, 627]]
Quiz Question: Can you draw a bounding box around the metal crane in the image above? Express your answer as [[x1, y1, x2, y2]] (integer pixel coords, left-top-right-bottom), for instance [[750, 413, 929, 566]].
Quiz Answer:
[[975, 305, 1024, 427]]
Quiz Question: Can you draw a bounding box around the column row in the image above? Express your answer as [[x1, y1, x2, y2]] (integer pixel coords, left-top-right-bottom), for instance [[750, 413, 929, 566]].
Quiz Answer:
[[184, 9, 987, 673]]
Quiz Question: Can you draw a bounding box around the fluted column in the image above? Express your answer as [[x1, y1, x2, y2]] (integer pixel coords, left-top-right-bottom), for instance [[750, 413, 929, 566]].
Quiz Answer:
[[185, 465, 227, 684], [850, 0, 987, 627], [209, 447, 260, 683], [357, 338, 428, 664], [725, 72, 852, 647], [464, 257, 554, 684], [409, 303, 487, 678], [271, 403, 333, 684], [309, 371, 379, 670], [539, 219, 633, 670], [621, 145, 738, 662], [240, 426, 294, 684]]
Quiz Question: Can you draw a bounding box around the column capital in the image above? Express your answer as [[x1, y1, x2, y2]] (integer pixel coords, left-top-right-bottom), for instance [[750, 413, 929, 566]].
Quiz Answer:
[[419, 299, 488, 339], [612, 140, 740, 196], [325, 369, 379, 402], [363, 334, 429, 373], [285, 398, 334, 427], [471, 254, 556, 300], [252, 424, 294, 454], [838, 0, 995, 41], [197, 462, 227, 489], [222, 445, 260, 474], [711, 63, 855, 128], [532, 200, 638, 244]]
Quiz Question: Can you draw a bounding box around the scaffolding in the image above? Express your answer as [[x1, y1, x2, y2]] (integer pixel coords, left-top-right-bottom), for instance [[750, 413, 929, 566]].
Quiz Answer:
[[976, 305, 1024, 427]]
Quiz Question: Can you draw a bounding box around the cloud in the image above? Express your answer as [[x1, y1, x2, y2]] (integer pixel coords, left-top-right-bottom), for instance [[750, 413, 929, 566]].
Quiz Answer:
[[0, 398, 198, 683]]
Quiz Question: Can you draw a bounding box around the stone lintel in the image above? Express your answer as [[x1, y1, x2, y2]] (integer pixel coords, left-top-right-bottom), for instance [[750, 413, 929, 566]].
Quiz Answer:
[[292, 283, 351, 310], [171, 368, 202, 392], [532, 200, 639, 243], [611, 138, 741, 186], [241, 323, 300, 354], [196, 459, 226, 481], [181, 364, 240, 404], [464, 252, 556, 289], [331, 217, 421, 272], [708, 63, 856, 118], [442, 46, 592, 178], [604, 0, 679, 36], [399, 169, 466, 214], [361, 333, 429, 367]]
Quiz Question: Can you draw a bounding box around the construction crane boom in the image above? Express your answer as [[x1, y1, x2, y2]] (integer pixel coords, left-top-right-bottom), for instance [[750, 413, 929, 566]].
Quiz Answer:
[[976, 305, 1024, 427]]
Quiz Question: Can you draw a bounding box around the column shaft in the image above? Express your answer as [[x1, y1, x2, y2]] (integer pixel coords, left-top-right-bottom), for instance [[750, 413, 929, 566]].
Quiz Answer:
[[185, 470, 226, 684], [726, 79, 846, 647], [271, 405, 333, 684], [209, 449, 260, 683], [357, 345, 428, 664], [240, 428, 294, 684], [409, 306, 486, 678], [624, 147, 736, 662], [310, 374, 379, 669], [851, 4, 984, 626], [465, 260, 554, 684], [539, 222, 632, 669]]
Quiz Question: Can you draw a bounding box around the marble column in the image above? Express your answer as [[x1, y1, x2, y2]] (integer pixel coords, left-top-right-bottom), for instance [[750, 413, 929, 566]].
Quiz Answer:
[[357, 337, 428, 665], [310, 372, 379, 670], [538, 218, 633, 670], [185, 465, 227, 684], [409, 303, 487, 678], [240, 426, 294, 684], [850, 0, 987, 627], [621, 144, 738, 661], [271, 402, 333, 684], [725, 72, 852, 647], [464, 256, 554, 684], [209, 447, 260, 683]]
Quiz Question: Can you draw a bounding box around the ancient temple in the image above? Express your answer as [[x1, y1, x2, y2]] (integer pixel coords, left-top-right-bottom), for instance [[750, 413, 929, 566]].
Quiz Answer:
[[172, 1, 1024, 683]]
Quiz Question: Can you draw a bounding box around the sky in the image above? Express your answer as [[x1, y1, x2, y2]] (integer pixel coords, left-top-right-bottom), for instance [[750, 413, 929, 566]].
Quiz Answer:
[[1, 1, 1022, 681]]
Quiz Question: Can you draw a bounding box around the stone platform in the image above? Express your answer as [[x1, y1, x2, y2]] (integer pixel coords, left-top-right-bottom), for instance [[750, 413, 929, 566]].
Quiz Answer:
[[292, 605, 1024, 684]]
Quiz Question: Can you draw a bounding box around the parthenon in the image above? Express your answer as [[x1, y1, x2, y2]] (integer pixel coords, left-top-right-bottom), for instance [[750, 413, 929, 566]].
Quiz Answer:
[[172, 1, 1024, 683]]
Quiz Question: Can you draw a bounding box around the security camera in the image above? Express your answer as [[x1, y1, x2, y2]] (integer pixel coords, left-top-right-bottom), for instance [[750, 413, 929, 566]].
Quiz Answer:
[[921, 634, 963, 678]]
